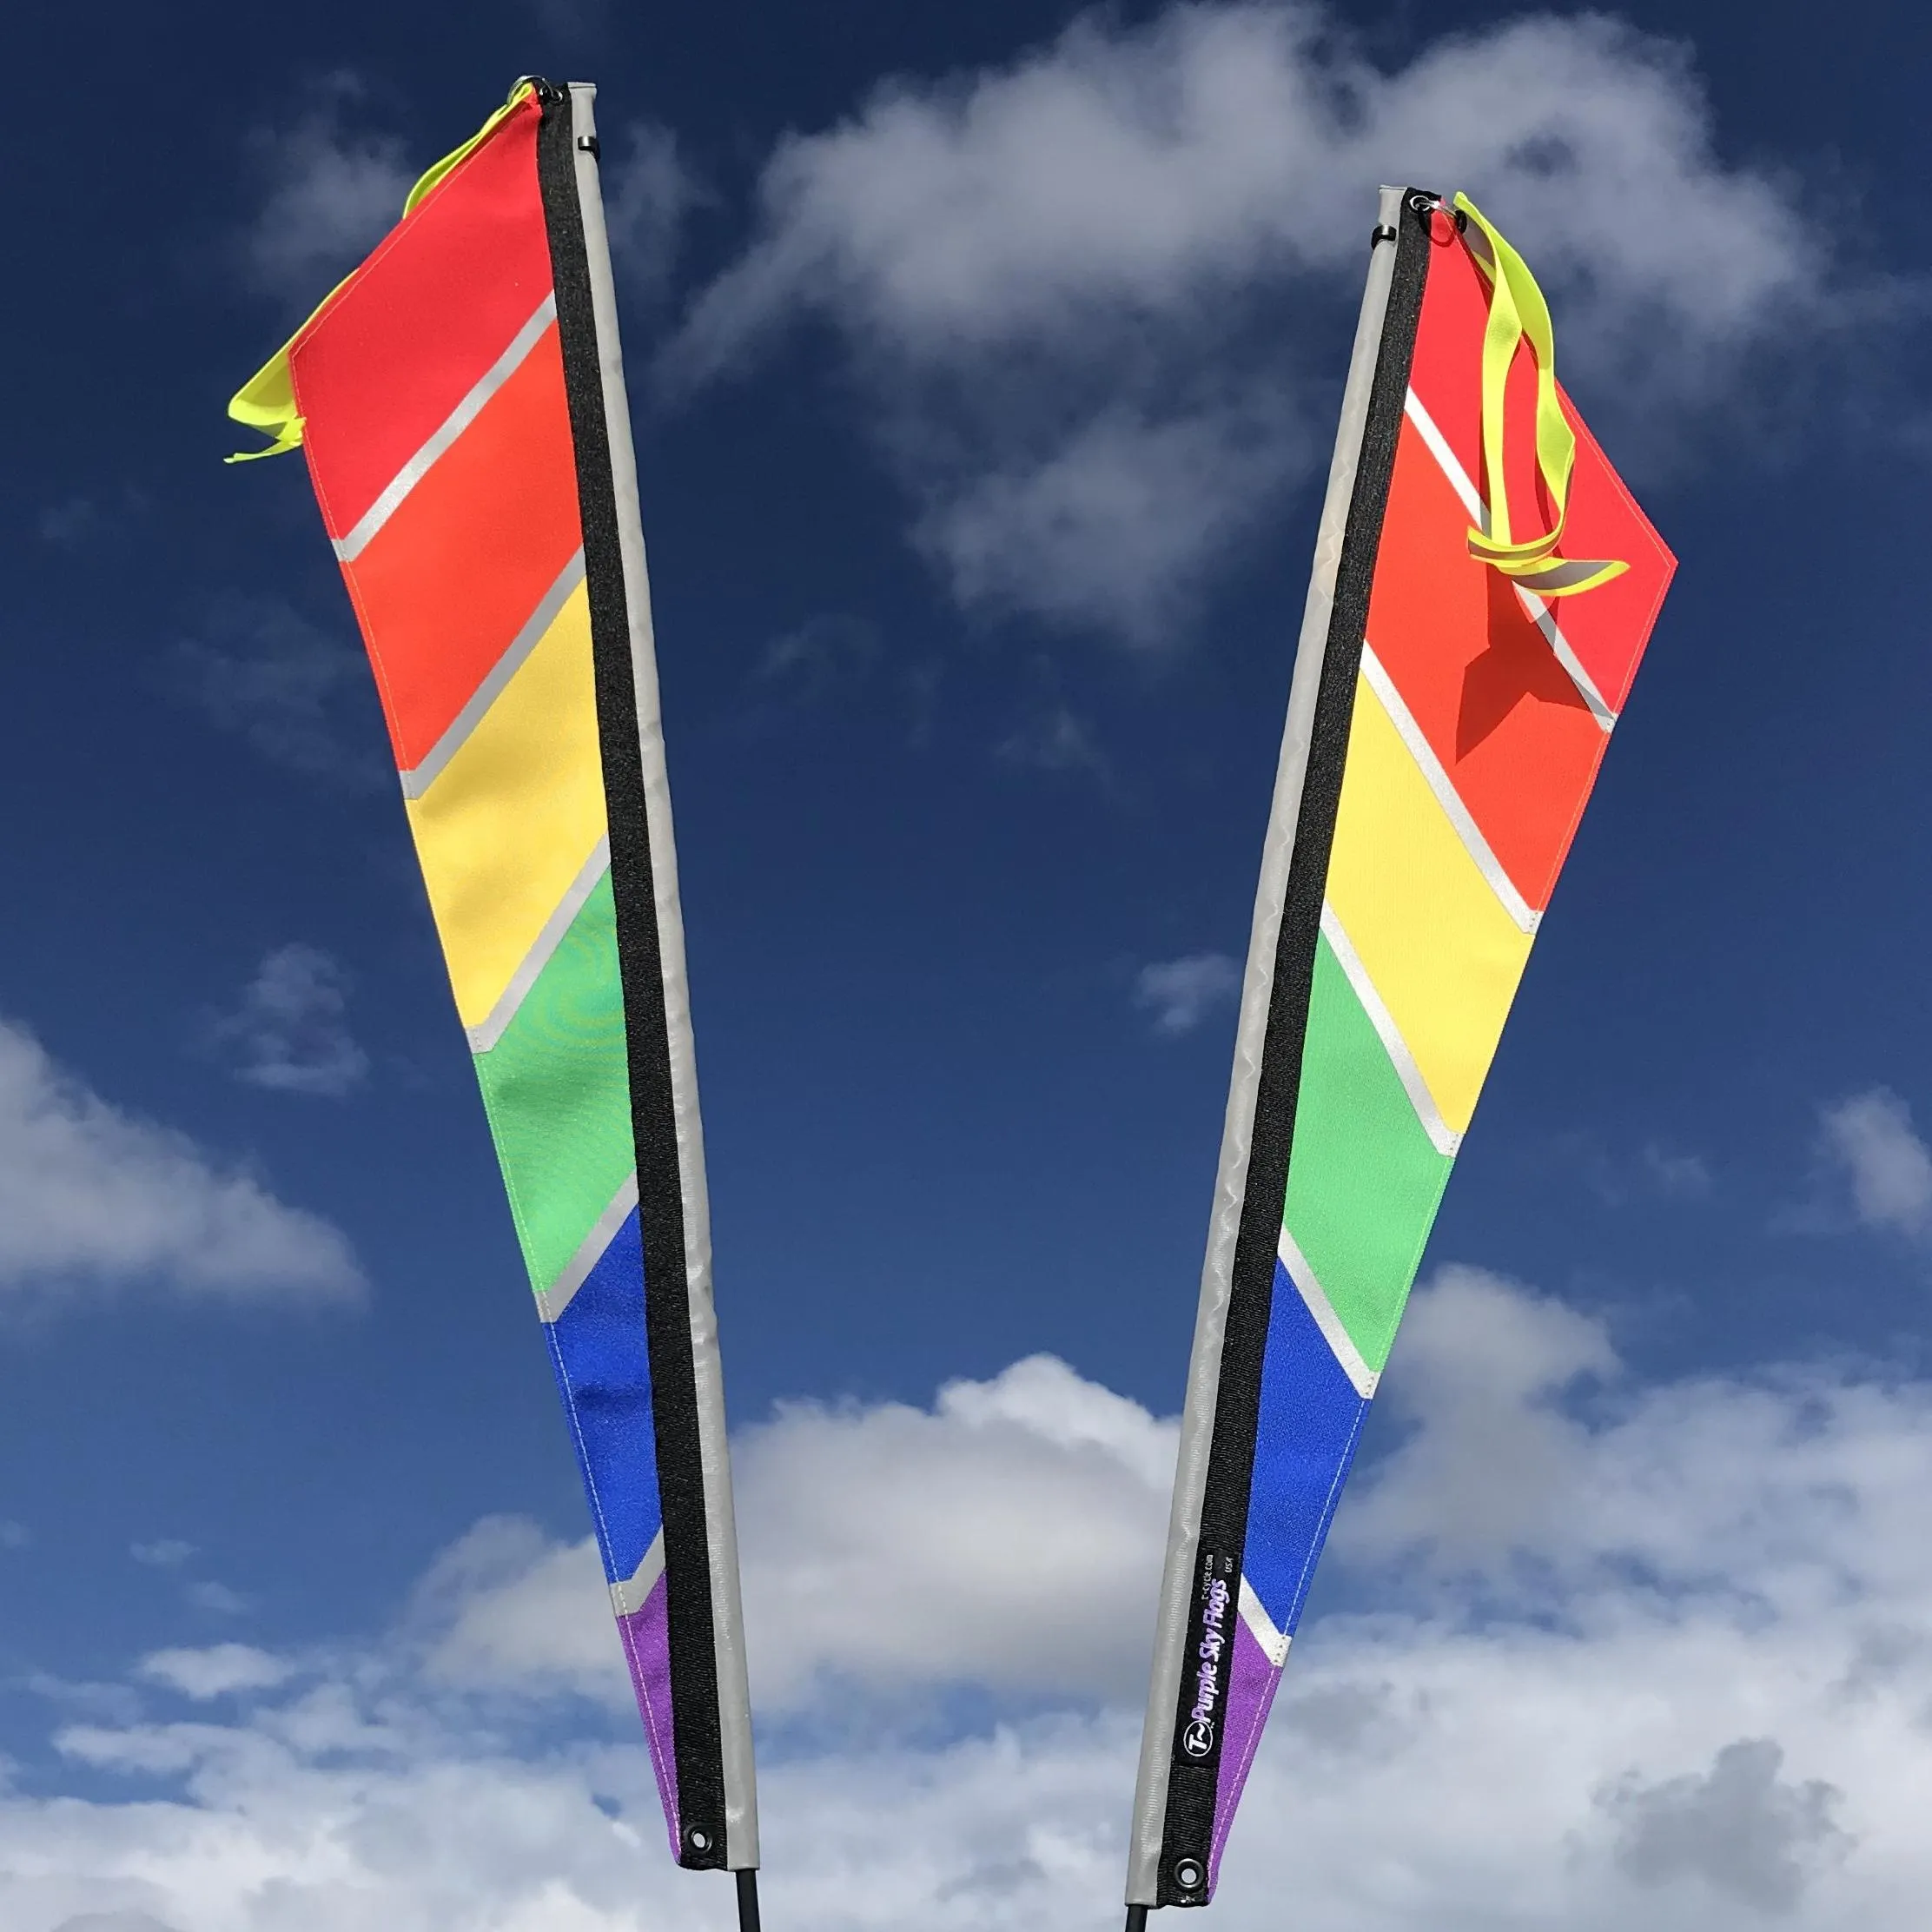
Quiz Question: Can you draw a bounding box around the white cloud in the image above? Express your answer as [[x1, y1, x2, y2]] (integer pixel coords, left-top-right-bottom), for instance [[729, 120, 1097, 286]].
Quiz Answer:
[[129, 1541, 195, 1571], [753, 613, 883, 700], [670, 4, 1812, 639], [0, 1017, 363, 1307], [1134, 952, 1241, 1035], [36, 499, 105, 550], [1337, 1263, 1618, 1571], [184, 1582, 252, 1618], [415, 1516, 619, 1703], [524, 0, 606, 38], [19, 1274, 1932, 1927], [1588, 1140, 1716, 1207], [1642, 1142, 1715, 1200], [601, 122, 700, 303], [1817, 1088, 1932, 1241], [22, 1674, 144, 1726], [138, 1647, 293, 1702], [996, 701, 1110, 780], [423, 1358, 1175, 1710], [241, 79, 414, 302], [927, 398, 1307, 642], [175, 595, 384, 789], [1602, 1737, 1854, 1915], [50, 1916, 182, 1932], [210, 944, 369, 1099], [737, 1355, 1173, 1706]]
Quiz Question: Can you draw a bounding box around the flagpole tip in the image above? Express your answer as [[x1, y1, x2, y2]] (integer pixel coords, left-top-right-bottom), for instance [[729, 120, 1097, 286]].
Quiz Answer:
[[736, 1869, 763, 1932]]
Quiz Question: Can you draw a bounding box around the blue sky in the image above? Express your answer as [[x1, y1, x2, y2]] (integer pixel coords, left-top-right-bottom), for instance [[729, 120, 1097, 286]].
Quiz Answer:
[[3, 2, 1930, 1928]]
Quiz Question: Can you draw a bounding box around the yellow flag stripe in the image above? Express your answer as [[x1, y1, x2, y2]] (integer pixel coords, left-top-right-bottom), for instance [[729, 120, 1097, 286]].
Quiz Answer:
[[404, 577, 608, 1029], [1324, 672, 1532, 1137]]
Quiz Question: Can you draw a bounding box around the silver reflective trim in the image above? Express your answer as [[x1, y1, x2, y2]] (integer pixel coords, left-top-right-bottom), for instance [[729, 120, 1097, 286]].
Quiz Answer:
[[1319, 903, 1460, 1159], [610, 1530, 667, 1619], [1521, 590, 1618, 731], [1401, 383, 1483, 523], [569, 82, 759, 1871], [1399, 387, 1616, 731], [1359, 644, 1539, 936], [465, 837, 610, 1055], [1517, 556, 1624, 594], [400, 551, 588, 801], [1123, 185, 1406, 1910], [1277, 1226, 1379, 1401], [535, 1171, 638, 1325], [333, 293, 559, 563], [1236, 1574, 1291, 1671]]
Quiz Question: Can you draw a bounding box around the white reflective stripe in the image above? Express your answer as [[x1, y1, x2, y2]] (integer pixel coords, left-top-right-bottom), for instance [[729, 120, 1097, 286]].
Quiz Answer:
[[400, 550, 586, 801], [1519, 589, 1618, 731], [333, 292, 559, 564], [1318, 904, 1459, 1159], [535, 1171, 638, 1325], [1402, 385, 1483, 524], [1359, 644, 1538, 936], [610, 1530, 666, 1619], [466, 837, 611, 1055], [1400, 387, 1616, 731], [1277, 1225, 1379, 1400], [1237, 1574, 1290, 1670]]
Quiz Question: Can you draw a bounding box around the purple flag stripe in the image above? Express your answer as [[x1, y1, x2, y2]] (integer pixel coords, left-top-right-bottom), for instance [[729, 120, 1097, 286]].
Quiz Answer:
[[617, 1569, 679, 1852]]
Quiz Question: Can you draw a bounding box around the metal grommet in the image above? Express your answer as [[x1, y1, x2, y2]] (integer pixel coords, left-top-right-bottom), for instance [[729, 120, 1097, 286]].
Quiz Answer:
[[1174, 1857, 1205, 1892], [688, 1826, 713, 1854]]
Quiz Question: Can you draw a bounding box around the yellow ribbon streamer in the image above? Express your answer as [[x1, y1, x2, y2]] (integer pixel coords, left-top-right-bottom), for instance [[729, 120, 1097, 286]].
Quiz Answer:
[[1451, 192, 1626, 599], [225, 82, 539, 464]]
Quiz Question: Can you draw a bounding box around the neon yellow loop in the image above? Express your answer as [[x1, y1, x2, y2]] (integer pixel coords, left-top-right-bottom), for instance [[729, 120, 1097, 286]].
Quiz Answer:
[[225, 80, 539, 463], [403, 79, 537, 215], [1451, 193, 1626, 599]]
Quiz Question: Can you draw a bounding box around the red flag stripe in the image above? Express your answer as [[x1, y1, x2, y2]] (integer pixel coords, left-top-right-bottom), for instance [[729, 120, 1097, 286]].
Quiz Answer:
[[290, 96, 554, 540]]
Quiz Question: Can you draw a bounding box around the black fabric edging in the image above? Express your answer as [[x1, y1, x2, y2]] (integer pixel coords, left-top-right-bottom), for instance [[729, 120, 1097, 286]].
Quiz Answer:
[[535, 83, 727, 1871], [1154, 192, 1432, 1908]]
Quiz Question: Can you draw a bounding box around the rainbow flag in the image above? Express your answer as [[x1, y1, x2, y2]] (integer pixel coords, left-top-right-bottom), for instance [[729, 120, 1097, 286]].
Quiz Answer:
[[230, 81, 758, 1893], [1123, 187, 1674, 1915]]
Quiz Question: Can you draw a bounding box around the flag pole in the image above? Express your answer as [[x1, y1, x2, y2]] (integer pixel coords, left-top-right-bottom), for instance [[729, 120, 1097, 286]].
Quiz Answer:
[[1118, 189, 1413, 1916], [737, 1869, 763, 1931]]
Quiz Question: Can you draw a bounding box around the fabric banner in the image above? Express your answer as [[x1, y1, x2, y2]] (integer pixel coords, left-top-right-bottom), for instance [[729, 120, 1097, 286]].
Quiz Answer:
[[1124, 185, 1675, 1911], [230, 80, 758, 1874]]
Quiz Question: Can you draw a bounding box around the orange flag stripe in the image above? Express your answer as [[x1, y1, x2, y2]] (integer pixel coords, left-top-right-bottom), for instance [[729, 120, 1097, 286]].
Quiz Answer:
[[341, 325, 584, 771]]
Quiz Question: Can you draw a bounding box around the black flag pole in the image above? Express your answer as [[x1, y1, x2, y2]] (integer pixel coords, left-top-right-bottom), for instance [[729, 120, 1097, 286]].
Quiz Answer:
[[737, 1869, 763, 1931]]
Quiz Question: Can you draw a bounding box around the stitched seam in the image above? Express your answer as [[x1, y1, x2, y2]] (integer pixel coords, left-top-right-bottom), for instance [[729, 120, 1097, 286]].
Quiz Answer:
[[1209, 1648, 1287, 1877], [539, 1311, 676, 1840], [1279, 1390, 1374, 1629]]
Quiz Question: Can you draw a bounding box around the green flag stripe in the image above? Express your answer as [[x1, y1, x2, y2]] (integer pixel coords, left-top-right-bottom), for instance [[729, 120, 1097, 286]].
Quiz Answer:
[[473, 866, 634, 1294], [1282, 933, 1453, 1373]]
